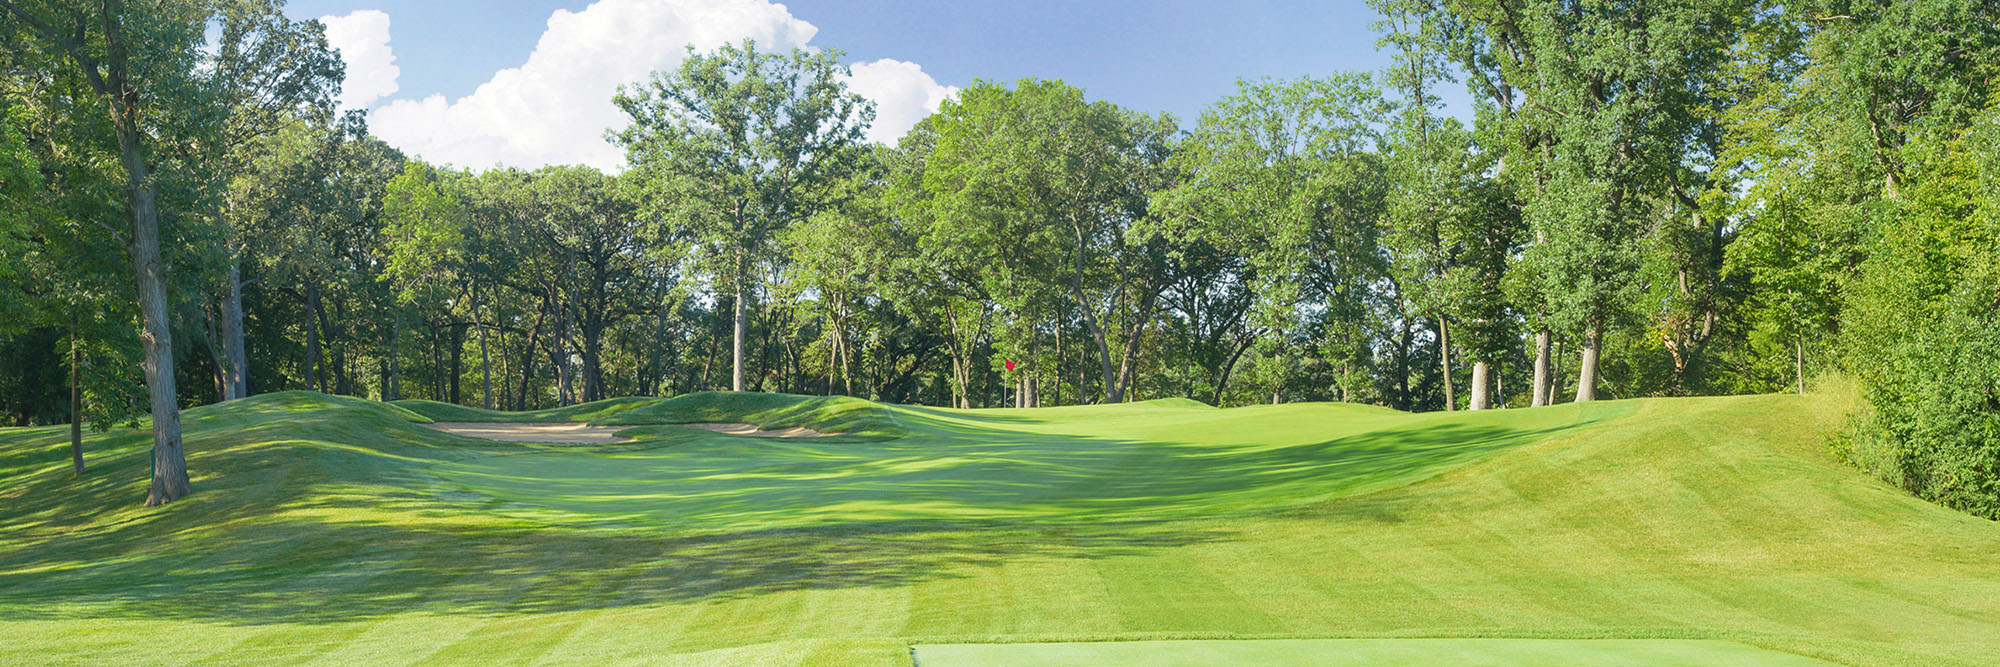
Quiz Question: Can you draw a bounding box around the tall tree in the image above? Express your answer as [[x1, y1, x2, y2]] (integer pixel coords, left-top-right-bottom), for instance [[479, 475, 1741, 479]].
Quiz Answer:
[[1433, 0, 1749, 402], [896, 79, 1176, 404], [1152, 75, 1391, 405], [615, 39, 873, 393], [1, 0, 337, 504]]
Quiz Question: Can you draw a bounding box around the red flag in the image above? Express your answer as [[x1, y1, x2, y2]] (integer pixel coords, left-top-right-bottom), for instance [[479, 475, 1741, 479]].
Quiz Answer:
[[1003, 360, 1017, 372]]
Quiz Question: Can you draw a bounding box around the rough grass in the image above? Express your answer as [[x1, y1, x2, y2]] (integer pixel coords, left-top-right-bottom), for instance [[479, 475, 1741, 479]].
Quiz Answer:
[[0, 389, 1996, 665]]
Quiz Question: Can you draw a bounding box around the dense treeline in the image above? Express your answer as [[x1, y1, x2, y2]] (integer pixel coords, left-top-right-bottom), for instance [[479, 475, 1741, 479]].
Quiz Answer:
[[2, 0, 1996, 516]]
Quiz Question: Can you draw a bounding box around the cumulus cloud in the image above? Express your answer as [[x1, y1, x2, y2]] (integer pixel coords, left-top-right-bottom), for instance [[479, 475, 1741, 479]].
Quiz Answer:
[[351, 0, 953, 172], [844, 59, 957, 146], [320, 10, 399, 110], [368, 0, 818, 171]]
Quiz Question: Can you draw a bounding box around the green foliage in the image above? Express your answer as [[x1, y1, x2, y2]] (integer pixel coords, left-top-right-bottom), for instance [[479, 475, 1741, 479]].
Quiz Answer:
[[614, 39, 872, 294], [382, 161, 468, 300], [889, 78, 1176, 404], [1840, 106, 2000, 518]]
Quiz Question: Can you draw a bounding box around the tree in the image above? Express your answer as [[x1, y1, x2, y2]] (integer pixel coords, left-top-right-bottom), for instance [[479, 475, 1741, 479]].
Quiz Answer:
[[1152, 75, 1391, 405], [895, 79, 1177, 404], [0, 0, 338, 504], [1430, 0, 1749, 402], [203, 1, 343, 401], [615, 39, 873, 393], [527, 166, 651, 403]]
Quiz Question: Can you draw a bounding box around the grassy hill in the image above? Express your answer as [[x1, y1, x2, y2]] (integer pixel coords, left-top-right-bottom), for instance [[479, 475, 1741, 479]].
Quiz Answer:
[[1, 389, 1996, 664]]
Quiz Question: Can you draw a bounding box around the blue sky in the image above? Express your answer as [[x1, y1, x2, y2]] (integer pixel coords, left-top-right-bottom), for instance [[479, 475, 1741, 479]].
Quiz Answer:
[[282, 0, 1467, 170]]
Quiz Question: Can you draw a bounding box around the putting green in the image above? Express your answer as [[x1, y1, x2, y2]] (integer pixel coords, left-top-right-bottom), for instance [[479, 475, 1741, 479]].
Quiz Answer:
[[912, 639, 1830, 665], [2, 388, 1997, 665]]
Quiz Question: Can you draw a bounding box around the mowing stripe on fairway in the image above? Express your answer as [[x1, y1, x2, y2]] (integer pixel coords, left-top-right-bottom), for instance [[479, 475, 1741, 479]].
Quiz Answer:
[[909, 638, 1831, 666]]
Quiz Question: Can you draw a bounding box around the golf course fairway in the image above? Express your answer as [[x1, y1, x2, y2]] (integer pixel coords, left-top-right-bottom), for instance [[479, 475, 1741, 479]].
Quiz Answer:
[[2, 389, 1997, 665]]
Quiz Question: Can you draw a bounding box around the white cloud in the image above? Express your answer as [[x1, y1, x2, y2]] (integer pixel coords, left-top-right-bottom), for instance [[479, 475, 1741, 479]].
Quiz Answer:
[[320, 10, 399, 111], [353, 0, 953, 172], [367, 0, 815, 171], [844, 59, 957, 146]]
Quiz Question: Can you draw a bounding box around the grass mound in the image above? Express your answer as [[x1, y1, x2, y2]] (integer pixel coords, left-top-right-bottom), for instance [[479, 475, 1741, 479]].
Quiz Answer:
[[2, 389, 1997, 665], [595, 391, 906, 437], [391, 396, 657, 424]]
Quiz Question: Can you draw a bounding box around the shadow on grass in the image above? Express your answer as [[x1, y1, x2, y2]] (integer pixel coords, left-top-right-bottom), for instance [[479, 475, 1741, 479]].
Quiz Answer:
[[0, 391, 1616, 627], [0, 502, 1230, 624]]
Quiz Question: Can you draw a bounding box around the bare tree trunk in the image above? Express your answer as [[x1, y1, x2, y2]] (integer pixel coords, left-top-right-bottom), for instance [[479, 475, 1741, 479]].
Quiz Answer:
[[1531, 328, 1552, 407], [1575, 323, 1602, 402], [70, 317, 84, 476], [1438, 318, 1455, 411], [1469, 361, 1491, 410]]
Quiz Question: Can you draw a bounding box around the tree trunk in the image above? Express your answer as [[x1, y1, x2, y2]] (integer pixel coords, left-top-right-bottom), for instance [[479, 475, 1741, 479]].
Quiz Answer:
[[517, 312, 540, 410], [1213, 332, 1257, 407], [1437, 317, 1455, 411], [305, 280, 323, 392], [732, 273, 748, 392], [120, 126, 189, 506], [837, 316, 853, 396], [387, 307, 402, 401], [1395, 306, 1414, 409], [1575, 323, 1602, 402], [1795, 333, 1805, 395], [1531, 328, 1552, 407], [478, 287, 492, 409], [1109, 286, 1160, 404], [204, 305, 226, 400], [330, 297, 350, 396], [226, 261, 247, 398], [70, 317, 85, 476], [1079, 310, 1118, 404], [582, 323, 603, 402], [214, 259, 248, 400], [449, 324, 464, 405], [1469, 361, 1491, 410]]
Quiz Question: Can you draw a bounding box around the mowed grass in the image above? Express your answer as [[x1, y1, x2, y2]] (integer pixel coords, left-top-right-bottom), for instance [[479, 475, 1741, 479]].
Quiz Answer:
[[912, 638, 1832, 666], [1, 388, 1997, 665]]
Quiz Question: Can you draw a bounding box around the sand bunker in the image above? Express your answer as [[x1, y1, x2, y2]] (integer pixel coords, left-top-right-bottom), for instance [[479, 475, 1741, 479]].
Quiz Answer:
[[425, 422, 634, 444], [680, 422, 831, 438]]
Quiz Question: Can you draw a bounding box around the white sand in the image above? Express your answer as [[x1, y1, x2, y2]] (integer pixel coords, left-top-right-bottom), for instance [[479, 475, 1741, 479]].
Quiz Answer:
[[679, 422, 831, 438], [424, 422, 633, 444]]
